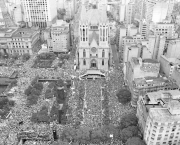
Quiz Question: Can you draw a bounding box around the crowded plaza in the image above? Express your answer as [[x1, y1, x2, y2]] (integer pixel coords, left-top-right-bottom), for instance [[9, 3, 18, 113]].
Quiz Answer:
[[0, 43, 135, 145]]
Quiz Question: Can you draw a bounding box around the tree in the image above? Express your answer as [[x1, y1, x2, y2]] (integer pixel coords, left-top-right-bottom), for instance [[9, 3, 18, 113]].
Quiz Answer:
[[116, 89, 131, 104], [22, 53, 30, 62], [120, 113, 138, 129], [27, 94, 38, 106], [11, 53, 19, 60], [24, 86, 33, 96], [33, 82, 43, 90], [126, 137, 146, 145], [121, 126, 139, 143]]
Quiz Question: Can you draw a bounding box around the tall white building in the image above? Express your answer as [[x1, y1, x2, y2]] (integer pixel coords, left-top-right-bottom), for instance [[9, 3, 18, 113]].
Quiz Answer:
[[125, 2, 134, 25], [48, 20, 70, 53], [139, 19, 148, 39], [137, 90, 180, 145], [148, 34, 166, 61], [152, 2, 168, 23], [166, 39, 180, 58], [76, 3, 112, 74], [21, 0, 57, 28]]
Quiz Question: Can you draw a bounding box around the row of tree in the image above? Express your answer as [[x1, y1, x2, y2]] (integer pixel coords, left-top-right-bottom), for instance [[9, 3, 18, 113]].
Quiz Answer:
[[24, 76, 43, 106], [60, 113, 145, 145]]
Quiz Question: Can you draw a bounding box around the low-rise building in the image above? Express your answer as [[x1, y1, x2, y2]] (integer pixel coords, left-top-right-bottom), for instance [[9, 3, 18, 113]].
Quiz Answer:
[[7, 28, 40, 55], [137, 90, 180, 145], [125, 57, 179, 106], [48, 20, 70, 53], [0, 28, 17, 55]]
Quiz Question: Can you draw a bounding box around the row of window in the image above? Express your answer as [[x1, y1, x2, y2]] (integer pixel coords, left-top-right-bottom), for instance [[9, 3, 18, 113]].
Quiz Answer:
[[83, 59, 105, 66]]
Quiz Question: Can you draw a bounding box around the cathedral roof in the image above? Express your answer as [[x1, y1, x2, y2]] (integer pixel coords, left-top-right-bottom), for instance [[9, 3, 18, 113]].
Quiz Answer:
[[89, 31, 99, 45]]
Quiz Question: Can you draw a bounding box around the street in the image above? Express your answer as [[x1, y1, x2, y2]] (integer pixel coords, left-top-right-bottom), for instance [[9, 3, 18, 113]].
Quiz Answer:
[[111, 44, 120, 68]]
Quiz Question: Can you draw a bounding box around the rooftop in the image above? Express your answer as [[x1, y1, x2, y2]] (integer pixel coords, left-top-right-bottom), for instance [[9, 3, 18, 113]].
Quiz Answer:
[[12, 28, 38, 38], [142, 58, 158, 64], [143, 90, 180, 122], [133, 76, 170, 86]]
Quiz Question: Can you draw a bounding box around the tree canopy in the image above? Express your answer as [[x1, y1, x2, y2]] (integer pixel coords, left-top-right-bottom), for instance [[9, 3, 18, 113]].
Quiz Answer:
[[120, 113, 138, 129], [121, 126, 139, 143], [116, 89, 131, 104]]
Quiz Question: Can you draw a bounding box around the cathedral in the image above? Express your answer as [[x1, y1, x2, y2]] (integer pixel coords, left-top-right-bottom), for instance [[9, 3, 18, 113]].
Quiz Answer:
[[76, 1, 112, 74]]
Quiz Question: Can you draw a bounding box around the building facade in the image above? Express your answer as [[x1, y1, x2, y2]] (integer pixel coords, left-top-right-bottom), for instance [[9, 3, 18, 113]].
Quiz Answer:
[[48, 20, 70, 53], [7, 28, 40, 55], [76, 3, 112, 72], [125, 57, 179, 106], [137, 90, 180, 145], [21, 0, 57, 28]]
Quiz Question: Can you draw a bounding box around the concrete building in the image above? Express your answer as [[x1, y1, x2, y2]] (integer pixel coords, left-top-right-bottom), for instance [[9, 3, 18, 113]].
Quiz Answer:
[[48, 20, 70, 53], [76, 3, 112, 74], [137, 90, 180, 145], [152, 2, 168, 23], [148, 34, 166, 61], [7, 28, 40, 55], [21, 0, 57, 28], [160, 55, 180, 78], [166, 39, 180, 58], [125, 2, 134, 25], [171, 65, 180, 88], [119, 26, 127, 51], [125, 57, 171, 106], [127, 24, 138, 37], [119, 4, 126, 22], [0, 28, 17, 55], [139, 19, 148, 39], [150, 22, 175, 39], [123, 44, 140, 63]]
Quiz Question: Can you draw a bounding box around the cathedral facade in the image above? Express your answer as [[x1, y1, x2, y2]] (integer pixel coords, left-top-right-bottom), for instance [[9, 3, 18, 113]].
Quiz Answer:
[[76, 3, 112, 73]]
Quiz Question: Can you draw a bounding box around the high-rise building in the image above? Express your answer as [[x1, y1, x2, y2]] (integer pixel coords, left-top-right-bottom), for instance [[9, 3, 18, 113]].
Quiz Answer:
[[48, 20, 70, 53], [148, 34, 166, 61], [119, 4, 126, 22], [139, 19, 148, 39], [125, 2, 134, 24], [152, 2, 168, 23], [137, 90, 180, 145], [21, 0, 57, 28], [76, 3, 112, 74]]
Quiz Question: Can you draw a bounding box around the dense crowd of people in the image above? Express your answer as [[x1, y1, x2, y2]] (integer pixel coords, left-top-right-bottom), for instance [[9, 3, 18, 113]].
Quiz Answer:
[[0, 45, 135, 145]]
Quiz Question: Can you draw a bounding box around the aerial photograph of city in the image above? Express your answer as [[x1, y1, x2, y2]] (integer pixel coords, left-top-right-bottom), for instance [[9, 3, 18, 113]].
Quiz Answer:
[[0, 0, 180, 144]]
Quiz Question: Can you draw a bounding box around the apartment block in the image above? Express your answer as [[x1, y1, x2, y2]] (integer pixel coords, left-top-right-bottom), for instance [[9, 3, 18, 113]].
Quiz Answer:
[[48, 20, 70, 53], [137, 90, 180, 145]]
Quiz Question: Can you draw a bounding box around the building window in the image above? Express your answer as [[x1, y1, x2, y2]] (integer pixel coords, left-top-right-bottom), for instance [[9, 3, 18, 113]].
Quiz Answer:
[[102, 49, 105, 57], [83, 59, 86, 65], [102, 59, 104, 65], [83, 49, 86, 57]]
